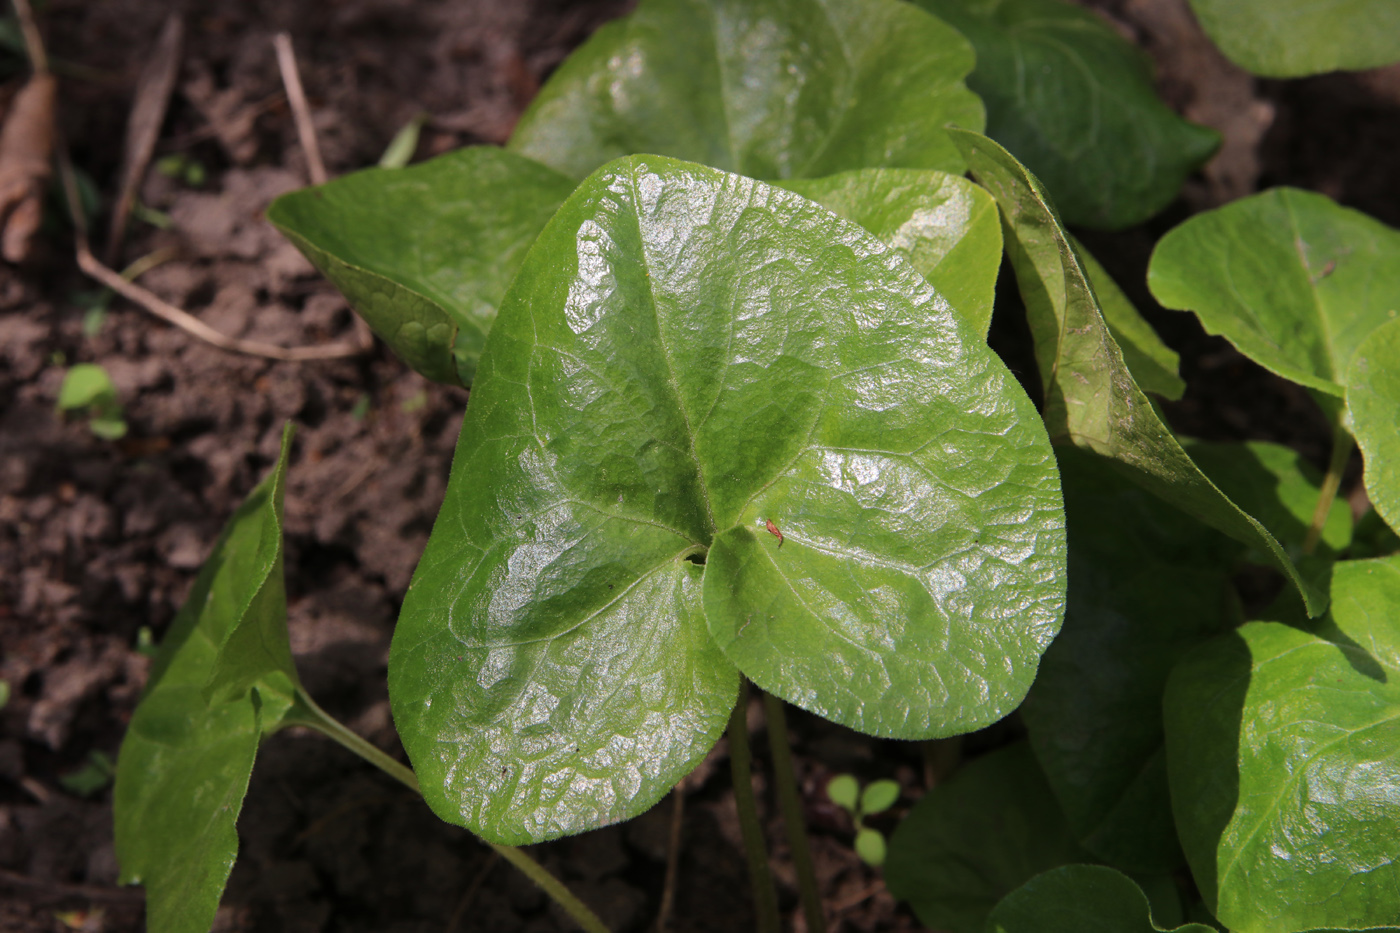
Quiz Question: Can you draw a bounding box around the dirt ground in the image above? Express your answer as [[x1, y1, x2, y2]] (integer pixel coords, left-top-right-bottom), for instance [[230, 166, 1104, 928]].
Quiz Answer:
[[1, 1, 1397, 931]]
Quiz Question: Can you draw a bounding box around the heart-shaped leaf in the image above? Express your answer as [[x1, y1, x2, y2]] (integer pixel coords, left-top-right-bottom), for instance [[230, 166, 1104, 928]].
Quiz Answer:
[[912, 0, 1218, 230], [1347, 316, 1400, 537], [508, 0, 984, 182], [389, 155, 1066, 844], [1023, 446, 1239, 874], [1164, 556, 1400, 933], [987, 865, 1216, 933], [1073, 238, 1184, 401], [780, 169, 1002, 337], [885, 743, 1091, 933], [1184, 0, 1400, 77], [950, 129, 1325, 616], [268, 147, 578, 386], [1148, 187, 1400, 398], [115, 426, 298, 933]]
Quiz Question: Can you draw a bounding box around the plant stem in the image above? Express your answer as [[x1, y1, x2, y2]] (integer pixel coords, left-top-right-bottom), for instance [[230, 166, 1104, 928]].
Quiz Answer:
[[654, 788, 685, 932], [730, 679, 781, 933], [284, 689, 611, 933], [763, 691, 825, 933], [1303, 419, 1354, 556]]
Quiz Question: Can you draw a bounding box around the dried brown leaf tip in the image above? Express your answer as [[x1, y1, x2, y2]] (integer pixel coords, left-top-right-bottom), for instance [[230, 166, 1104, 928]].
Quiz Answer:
[[0, 72, 56, 263]]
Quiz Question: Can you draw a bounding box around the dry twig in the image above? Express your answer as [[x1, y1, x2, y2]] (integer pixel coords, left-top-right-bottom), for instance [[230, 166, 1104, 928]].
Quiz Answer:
[[106, 14, 183, 265], [0, 0, 56, 262], [0, 867, 145, 904], [273, 32, 327, 185]]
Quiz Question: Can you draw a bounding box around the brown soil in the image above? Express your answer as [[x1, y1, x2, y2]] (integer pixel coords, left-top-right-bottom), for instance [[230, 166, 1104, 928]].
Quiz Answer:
[[1, 1, 1397, 931]]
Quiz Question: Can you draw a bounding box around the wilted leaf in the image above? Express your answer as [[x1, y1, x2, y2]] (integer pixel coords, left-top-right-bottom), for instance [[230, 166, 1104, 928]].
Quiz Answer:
[[389, 155, 1065, 845], [951, 128, 1325, 616]]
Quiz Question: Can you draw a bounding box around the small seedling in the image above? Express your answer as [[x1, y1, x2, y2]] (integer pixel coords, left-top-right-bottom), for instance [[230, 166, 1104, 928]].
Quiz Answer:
[[60, 750, 115, 797], [155, 153, 206, 187], [826, 775, 900, 866], [56, 363, 127, 440]]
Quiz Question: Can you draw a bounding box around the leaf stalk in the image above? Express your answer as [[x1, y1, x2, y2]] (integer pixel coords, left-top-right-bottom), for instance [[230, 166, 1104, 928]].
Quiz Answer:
[[763, 691, 826, 933], [1303, 418, 1354, 556], [730, 679, 782, 933]]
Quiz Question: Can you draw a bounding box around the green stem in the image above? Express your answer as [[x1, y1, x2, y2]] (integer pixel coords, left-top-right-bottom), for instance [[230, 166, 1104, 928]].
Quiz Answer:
[[285, 689, 611, 933], [1303, 419, 1354, 556], [763, 692, 824, 933], [730, 679, 781, 933]]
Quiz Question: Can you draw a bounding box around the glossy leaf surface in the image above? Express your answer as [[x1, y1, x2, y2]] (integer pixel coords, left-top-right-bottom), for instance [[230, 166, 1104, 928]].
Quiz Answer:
[[114, 427, 297, 933], [509, 0, 985, 181], [886, 743, 1090, 933], [1023, 447, 1237, 874], [1348, 317, 1400, 536], [1164, 556, 1400, 933], [987, 865, 1215, 933], [268, 147, 577, 385], [1184, 439, 1353, 557], [389, 155, 1066, 844], [1074, 238, 1184, 401], [914, 0, 1217, 230], [780, 169, 1002, 337], [1148, 187, 1400, 397], [952, 129, 1325, 616], [1185, 0, 1400, 77]]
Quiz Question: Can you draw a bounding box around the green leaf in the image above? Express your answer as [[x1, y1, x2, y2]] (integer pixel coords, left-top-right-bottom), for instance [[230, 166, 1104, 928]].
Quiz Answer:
[[59, 751, 116, 798], [1183, 439, 1353, 558], [1348, 316, 1400, 537], [1184, 0, 1400, 78], [509, 0, 985, 181], [860, 778, 900, 816], [1148, 188, 1400, 398], [951, 129, 1326, 617], [827, 773, 860, 812], [115, 426, 298, 933], [378, 113, 426, 169], [986, 864, 1215, 933], [268, 147, 577, 386], [56, 363, 116, 410], [855, 826, 887, 865], [1073, 238, 1184, 401], [1164, 556, 1400, 933], [779, 169, 1002, 338], [912, 0, 1218, 230], [1351, 508, 1400, 560], [389, 155, 1066, 844], [1023, 446, 1238, 874], [886, 743, 1091, 933]]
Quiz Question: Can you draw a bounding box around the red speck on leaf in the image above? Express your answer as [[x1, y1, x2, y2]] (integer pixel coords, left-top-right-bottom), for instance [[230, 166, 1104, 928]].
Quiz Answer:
[[765, 519, 784, 547]]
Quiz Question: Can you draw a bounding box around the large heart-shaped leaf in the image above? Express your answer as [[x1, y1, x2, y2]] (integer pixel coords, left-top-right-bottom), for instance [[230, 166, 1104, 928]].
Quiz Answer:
[[779, 168, 1002, 337], [1164, 556, 1400, 933], [115, 427, 297, 933], [912, 0, 1218, 230], [1347, 316, 1400, 537], [508, 0, 984, 182], [1147, 187, 1400, 398], [1023, 446, 1239, 874], [987, 865, 1215, 933], [1185, 0, 1400, 78], [1073, 238, 1184, 401], [268, 148, 578, 386], [950, 129, 1325, 616], [885, 743, 1091, 933], [389, 155, 1066, 844]]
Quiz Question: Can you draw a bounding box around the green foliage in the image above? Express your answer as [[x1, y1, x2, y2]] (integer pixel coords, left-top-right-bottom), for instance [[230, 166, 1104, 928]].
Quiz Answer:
[[912, 0, 1218, 229], [986, 865, 1214, 933], [56, 363, 127, 440], [1074, 237, 1184, 401], [115, 426, 298, 933], [59, 751, 116, 797], [885, 743, 1091, 933], [1348, 317, 1400, 536], [951, 129, 1325, 616], [509, 0, 984, 180], [1164, 557, 1400, 933], [1148, 188, 1400, 398], [388, 154, 1066, 844], [826, 775, 900, 865], [1185, 0, 1400, 77]]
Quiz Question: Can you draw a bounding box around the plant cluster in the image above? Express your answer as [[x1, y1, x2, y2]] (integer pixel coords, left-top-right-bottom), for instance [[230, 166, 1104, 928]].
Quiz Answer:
[[113, 0, 1400, 931]]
